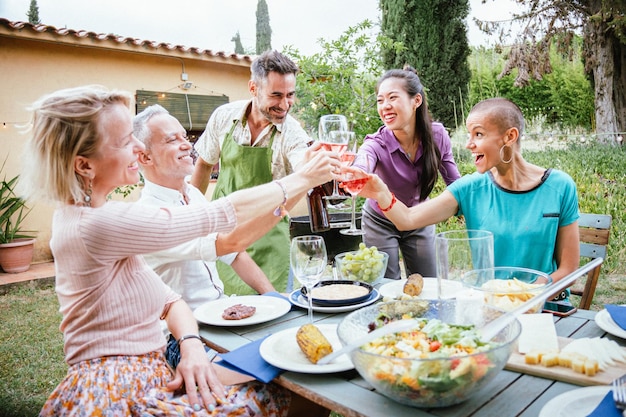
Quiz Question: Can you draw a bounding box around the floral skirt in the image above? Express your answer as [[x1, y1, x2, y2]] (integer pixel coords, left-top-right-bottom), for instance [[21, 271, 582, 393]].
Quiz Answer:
[[40, 351, 290, 417]]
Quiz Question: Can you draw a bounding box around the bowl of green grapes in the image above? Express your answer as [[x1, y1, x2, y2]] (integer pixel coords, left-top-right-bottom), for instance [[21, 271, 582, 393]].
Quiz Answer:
[[335, 243, 388, 285]]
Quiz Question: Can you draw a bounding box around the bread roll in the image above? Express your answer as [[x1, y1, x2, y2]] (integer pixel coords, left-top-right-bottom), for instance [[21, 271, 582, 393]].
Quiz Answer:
[[403, 273, 424, 296]]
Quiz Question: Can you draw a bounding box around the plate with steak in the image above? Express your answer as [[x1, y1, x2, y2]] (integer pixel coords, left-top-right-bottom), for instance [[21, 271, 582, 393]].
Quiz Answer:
[[194, 295, 292, 326]]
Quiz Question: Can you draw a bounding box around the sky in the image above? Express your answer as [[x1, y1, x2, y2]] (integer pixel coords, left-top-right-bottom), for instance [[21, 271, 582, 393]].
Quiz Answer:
[[0, 0, 520, 55]]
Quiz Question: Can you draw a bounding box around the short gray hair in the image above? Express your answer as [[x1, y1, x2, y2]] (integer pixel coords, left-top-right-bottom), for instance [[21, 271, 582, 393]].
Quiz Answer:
[[251, 50, 298, 86], [133, 104, 169, 149]]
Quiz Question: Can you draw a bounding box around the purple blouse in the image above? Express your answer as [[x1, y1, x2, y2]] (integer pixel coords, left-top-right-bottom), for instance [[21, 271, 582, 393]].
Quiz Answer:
[[354, 122, 461, 217]]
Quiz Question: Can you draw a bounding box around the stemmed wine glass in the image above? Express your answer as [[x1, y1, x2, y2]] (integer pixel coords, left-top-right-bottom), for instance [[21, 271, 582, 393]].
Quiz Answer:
[[290, 236, 327, 322], [318, 115, 349, 204], [338, 154, 368, 236]]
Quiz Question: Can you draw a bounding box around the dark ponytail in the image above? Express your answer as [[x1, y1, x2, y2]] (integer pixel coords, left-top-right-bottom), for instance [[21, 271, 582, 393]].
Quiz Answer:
[[377, 65, 441, 201]]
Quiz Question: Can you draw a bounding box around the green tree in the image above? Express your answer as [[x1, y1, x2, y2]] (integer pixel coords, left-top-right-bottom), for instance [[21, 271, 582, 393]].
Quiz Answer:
[[256, 0, 272, 54], [231, 31, 245, 54], [27, 0, 40, 25], [475, 0, 626, 143], [379, 0, 472, 130], [284, 21, 402, 140]]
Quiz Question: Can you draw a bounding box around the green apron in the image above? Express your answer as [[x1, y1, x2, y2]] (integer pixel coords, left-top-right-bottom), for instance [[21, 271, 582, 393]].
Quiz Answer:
[[213, 120, 290, 295]]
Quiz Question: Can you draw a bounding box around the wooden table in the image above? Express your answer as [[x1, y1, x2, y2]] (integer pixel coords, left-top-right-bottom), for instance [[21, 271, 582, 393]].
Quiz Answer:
[[198, 293, 617, 417]]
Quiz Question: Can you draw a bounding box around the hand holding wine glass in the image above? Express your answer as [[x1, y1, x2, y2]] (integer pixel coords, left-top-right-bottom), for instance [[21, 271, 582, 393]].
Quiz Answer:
[[290, 236, 327, 322]]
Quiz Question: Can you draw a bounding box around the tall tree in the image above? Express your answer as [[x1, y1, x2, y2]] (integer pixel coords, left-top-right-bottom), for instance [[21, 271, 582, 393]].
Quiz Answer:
[[27, 0, 40, 24], [475, 0, 625, 143], [231, 31, 245, 54], [256, 0, 272, 54], [379, 0, 472, 129]]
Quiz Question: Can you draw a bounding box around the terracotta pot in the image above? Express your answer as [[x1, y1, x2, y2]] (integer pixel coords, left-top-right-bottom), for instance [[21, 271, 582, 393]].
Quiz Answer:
[[0, 238, 36, 273], [289, 213, 362, 262]]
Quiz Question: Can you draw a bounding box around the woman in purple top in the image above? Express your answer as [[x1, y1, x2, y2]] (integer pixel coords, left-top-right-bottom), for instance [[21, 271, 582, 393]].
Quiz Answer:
[[354, 66, 461, 279]]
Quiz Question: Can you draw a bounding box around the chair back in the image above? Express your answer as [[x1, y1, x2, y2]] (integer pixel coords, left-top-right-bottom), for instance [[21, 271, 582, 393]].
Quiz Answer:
[[571, 213, 612, 309]]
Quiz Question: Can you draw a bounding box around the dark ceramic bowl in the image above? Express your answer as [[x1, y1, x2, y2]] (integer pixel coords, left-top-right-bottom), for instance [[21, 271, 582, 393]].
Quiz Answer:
[[301, 280, 373, 306]]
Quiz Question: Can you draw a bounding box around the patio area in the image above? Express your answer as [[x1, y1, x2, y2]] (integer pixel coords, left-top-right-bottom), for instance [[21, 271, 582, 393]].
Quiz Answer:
[[0, 262, 55, 293]]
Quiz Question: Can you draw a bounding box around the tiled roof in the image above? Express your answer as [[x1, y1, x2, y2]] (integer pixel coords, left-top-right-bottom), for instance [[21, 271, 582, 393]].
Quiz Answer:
[[0, 18, 253, 65]]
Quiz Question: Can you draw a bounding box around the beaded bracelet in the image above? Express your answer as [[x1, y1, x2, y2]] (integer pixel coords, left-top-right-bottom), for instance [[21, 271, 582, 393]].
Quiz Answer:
[[378, 193, 397, 212], [178, 334, 202, 345], [273, 180, 289, 217]]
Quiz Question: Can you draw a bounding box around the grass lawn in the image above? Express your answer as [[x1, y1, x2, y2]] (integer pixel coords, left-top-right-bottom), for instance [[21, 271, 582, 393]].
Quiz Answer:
[[1, 142, 625, 416]]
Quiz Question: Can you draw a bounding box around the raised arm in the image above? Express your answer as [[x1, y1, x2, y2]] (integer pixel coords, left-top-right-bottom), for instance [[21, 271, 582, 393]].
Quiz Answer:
[[190, 157, 214, 195]]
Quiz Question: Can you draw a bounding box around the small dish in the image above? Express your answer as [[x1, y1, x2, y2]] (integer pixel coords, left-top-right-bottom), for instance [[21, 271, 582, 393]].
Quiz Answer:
[[596, 307, 626, 339], [301, 280, 373, 306], [289, 288, 380, 313]]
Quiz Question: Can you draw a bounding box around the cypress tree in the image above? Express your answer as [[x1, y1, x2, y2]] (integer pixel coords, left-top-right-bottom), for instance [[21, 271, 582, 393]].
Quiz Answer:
[[380, 0, 471, 129], [27, 0, 41, 25], [256, 0, 272, 54]]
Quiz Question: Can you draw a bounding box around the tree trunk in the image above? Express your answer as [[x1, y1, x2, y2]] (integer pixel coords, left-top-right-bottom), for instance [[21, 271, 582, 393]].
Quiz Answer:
[[585, 3, 620, 143]]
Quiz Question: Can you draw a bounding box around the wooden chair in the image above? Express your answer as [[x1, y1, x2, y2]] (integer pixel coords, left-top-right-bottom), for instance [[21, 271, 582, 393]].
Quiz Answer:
[[570, 213, 612, 310]]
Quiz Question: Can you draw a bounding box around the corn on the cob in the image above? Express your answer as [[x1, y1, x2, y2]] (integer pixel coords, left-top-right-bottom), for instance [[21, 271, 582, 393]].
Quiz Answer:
[[296, 324, 333, 364]]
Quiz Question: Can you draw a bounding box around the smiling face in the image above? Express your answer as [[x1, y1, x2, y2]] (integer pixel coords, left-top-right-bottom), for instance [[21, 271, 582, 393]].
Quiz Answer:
[[465, 110, 511, 173], [250, 71, 296, 125], [89, 103, 144, 198], [376, 77, 421, 134], [140, 113, 193, 187]]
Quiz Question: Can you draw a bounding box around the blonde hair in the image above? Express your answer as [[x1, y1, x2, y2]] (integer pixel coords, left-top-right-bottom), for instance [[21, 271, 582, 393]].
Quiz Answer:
[[19, 85, 132, 205]]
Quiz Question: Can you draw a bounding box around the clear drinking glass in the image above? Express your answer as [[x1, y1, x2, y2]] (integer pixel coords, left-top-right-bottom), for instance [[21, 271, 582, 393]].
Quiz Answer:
[[435, 229, 494, 299], [290, 235, 327, 322], [338, 167, 368, 236], [318, 115, 349, 203]]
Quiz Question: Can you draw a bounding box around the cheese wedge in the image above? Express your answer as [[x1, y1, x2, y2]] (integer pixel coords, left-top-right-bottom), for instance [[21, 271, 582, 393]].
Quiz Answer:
[[518, 313, 559, 354]]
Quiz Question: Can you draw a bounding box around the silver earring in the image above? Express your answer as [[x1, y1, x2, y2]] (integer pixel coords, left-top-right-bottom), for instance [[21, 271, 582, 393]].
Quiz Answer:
[[499, 144, 513, 164], [84, 179, 92, 207]]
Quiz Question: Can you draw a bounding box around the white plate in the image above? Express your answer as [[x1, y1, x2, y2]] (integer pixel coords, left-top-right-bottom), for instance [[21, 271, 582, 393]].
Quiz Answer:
[[259, 323, 353, 373], [193, 295, 291, 326], [538, 386, 611, 417], [378, 277, 463, 300], [595, 307, 626, 339], [289, 288, 380, 313]]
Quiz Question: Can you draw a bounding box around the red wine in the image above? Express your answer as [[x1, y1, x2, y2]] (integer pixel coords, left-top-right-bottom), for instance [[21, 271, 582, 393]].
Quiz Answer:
[[306, 185, 330, 232]]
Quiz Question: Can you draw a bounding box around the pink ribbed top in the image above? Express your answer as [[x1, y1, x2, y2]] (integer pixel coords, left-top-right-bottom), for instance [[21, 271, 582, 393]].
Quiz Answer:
[[50, 199, 236, 365]]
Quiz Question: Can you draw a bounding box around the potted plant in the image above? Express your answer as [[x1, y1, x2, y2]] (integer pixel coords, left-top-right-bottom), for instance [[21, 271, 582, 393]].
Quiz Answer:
[[0, 159, 36, 273]]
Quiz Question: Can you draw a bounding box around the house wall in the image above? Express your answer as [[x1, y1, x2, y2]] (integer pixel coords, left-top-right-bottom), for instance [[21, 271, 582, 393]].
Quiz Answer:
[[0, 35, 255, 263]]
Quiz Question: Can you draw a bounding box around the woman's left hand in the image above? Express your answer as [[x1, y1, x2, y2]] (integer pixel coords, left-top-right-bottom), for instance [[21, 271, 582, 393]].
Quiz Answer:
[[167, 338, 227, 411]]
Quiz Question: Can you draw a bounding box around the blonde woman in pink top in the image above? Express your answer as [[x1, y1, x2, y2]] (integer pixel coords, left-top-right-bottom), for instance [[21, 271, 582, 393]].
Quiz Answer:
[[19, 85, 339, 417]]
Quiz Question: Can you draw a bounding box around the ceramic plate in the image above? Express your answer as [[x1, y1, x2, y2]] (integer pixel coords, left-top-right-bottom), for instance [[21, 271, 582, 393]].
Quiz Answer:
[[289, 288, 380, 313], [595, 307, 626, 339], [301, 280, 374, 306], [378, 277, 463, 300], [538, 386, 611, 417], [259, 323, 353, 373], [193, 295, 291, 327]]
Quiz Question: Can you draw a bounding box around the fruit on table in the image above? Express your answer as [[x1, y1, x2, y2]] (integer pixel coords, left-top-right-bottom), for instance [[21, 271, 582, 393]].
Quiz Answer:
[[338, 243, 386, 283]]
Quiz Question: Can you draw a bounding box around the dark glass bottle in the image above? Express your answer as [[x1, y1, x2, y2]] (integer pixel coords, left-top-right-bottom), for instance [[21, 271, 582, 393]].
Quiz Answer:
[[307, 185, 331, 232]]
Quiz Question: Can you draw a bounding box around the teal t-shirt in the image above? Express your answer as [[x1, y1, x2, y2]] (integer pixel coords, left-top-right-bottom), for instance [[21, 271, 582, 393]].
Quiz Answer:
[[447, 169, 579, 275]]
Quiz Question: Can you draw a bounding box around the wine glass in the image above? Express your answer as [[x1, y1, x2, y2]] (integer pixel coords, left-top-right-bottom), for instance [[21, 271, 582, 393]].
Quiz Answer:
[[290, 235, 327, 322], [338, 164, 368, 236], [318, 115, 349, 204]]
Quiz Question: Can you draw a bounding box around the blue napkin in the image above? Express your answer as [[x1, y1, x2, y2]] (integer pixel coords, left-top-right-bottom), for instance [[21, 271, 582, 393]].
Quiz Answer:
[[586, 391, 622, 416], [606, 304, 626, 330], [263, 291, 296, 310], [216, 336, 284, 383]]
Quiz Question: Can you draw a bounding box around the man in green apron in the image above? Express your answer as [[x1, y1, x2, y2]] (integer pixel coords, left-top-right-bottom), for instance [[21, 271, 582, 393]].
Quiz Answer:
[[191, 50, 310, 295]]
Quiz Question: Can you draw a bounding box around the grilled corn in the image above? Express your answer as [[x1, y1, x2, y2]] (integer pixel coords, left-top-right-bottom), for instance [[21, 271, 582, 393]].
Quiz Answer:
[[296, 323, 333, 364]]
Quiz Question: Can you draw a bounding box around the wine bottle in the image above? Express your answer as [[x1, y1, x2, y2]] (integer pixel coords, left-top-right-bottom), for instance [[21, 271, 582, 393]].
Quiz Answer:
[[307, 185, 331, 232]]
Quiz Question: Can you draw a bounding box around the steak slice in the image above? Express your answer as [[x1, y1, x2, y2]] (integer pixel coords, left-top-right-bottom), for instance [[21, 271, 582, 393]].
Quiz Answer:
[[222, 304, 257, 320]]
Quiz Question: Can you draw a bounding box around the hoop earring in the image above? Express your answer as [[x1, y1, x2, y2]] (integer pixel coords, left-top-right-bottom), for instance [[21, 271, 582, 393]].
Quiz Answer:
[[84, 179, 93, 207], [499, 144, 513, 164]]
